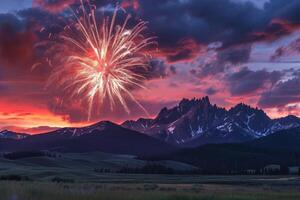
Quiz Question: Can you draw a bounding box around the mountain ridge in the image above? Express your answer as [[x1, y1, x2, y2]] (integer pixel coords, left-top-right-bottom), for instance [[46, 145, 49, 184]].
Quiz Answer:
[[0, 121, 176, 156], [122, 96, 300, 147], [2, 96, 300, 148], [0, 130, 29, 140]]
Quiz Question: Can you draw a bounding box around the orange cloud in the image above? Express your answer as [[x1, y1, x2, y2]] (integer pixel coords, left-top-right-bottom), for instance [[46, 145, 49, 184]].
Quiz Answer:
[[250, 19, 300, 43], [153, 38, 204, 63], [0, 99, 88, 134]]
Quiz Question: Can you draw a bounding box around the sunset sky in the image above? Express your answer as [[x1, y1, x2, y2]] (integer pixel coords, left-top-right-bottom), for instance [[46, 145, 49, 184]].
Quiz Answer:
[[1, 0, 300, 134]]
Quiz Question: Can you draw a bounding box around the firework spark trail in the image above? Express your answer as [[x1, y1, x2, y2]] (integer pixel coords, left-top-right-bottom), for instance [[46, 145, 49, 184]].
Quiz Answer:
[[46, 0, 155, 120]]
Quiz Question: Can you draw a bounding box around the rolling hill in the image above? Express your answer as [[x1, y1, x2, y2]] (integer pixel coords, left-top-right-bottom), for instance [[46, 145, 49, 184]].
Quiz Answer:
[[0, 151, 196, 181], [0, 121, 176, 156]]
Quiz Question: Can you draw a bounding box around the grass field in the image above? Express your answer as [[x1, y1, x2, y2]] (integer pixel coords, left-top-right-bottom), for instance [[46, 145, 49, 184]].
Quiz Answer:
[[1, 152, 300, 200], [0, 152, 196, 182], [1, 180, 300, 200]]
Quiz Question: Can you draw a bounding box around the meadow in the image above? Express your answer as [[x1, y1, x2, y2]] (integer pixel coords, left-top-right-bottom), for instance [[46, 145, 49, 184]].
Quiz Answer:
[[1, 152, 300, 200], [1, 179, 300, 200]]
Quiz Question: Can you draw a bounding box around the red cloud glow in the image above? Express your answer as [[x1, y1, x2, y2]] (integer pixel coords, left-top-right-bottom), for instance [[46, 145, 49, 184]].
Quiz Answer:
[[33, 0, 77, 13], [121, 0, 140, 11]]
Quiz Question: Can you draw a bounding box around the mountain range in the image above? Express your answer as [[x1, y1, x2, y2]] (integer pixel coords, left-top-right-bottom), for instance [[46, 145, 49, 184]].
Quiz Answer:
[[0, 121, 175, 156], [122, 96, 300, 147], [1, 96, 300, 154]]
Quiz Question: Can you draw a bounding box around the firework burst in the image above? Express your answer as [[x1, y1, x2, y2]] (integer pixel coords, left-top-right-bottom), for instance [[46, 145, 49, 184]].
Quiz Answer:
[[46, 0, 155, 120]]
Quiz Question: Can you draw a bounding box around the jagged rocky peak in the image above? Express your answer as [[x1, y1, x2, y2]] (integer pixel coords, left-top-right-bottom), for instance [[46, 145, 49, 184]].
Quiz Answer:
[[124, 118, 152, 125], [179, 96, 211, 110], [230, 103, 264, 115], [157, 107, 169, 118], [154, 96, 213, 125], [122, 118, 154, 132], [228, 103, 272, 135], [274, 115, 300, 126], [278, 115, 300, 121], [230, 103, 270, 120], [122, 96, 300, 147], [159, 97, 212, 115]]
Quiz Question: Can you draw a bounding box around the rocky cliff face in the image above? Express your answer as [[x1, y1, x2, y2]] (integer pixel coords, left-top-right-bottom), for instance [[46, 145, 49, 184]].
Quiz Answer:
[[123, 97, 300, 147]]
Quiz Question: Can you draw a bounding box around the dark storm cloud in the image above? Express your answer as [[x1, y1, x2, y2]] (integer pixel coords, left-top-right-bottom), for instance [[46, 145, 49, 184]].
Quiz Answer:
[[226, 67, 283, 96], [136, 0, 294, 48], [271, 46, 285, 61], [6, 0, 300, 64], [4, 0, 300, 64], [126, 0, 300, 63], [142, 59, 176, 80], [249, 19, 300, 44], [137, 0, 264, 49], [18, 7, 70, 36], [192, 45, 252, 78], [0, 13, 24, 30], [170, 65, 177, 74], [271, 38, 300, 61], [167, 48, 195, 62], [195, 63, 226, 78], [258, 73, 300, 108], [218, 45, 252, 65], [162, 39, 203, 63], [0, 17, 37, 72], [205, 87, 218, 95], [264, 0, 300, 23], [0, 10, 57, 81]]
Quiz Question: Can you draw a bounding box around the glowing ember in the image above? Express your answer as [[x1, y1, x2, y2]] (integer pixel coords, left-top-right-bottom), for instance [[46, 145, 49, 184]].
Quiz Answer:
[[46, 0, 155, 120]]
